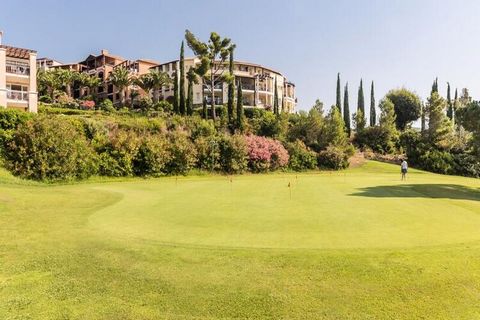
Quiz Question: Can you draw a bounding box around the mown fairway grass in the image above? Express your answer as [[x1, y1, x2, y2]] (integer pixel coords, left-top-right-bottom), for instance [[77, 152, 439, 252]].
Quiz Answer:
[[1, 161, 480, 319]]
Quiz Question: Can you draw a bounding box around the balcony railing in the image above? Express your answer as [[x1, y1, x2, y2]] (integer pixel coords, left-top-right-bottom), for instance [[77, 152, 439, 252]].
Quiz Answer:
[[7, 90, 29, 102], [6, 61, 30, 76]]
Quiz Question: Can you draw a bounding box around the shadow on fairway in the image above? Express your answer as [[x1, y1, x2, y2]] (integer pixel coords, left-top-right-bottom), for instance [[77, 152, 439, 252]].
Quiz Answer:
[[350, 184, 480, 202]]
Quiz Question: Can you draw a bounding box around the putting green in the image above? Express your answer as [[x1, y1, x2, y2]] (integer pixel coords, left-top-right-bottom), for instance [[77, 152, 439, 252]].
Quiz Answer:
[[89, 161, 480, 249]]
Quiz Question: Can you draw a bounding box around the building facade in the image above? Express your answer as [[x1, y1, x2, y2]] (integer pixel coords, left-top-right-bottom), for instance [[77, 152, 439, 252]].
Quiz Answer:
[[151, 58, 297, 112], [53, 50, 158, 104], [0, 33, 38, 112], [37, 57, 62, 71]]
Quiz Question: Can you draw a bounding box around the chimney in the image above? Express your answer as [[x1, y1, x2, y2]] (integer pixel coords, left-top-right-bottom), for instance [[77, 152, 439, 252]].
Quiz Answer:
[[101, 49, 109, 55], [0, 31, 3, 45]]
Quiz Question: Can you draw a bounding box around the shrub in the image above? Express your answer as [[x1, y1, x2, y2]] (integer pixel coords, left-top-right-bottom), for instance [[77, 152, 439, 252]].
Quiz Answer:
[[164, 130, 197, 175], [245, 135, 289, 172], [286, 140, 317, 171], [317, 145, 350, 170], [133, 134, 171, 177], [452, 153, 480, 178], [152, 100, 173, 112], [355, 126, 397, 154], [97, 129, 141, 177], [99, 99, 116, 112], [0, 109, 34, 154], [418, 149, 454, 174], [218, 134, 248, 174], [5, 116, 97, 181], [195, 135, 221, 171]]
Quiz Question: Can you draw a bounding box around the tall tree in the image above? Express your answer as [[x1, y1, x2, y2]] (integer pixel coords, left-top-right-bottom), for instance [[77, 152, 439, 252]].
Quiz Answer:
[[173, 70, 179, 114], [343, 83, 351, 136], [227, 45, 236, 124], [420, 102, 426, 133], [369, 81, 376, 126], [202, 95, 207, 119], [446, 82, 453, 120], [427, 91, 452, 147], [379, 98, 398, 151], [431, 77, 438, 94], [357, 79, 365, 114], [236, 81, 244, 131], [185, 30, 235, 119], [186, 67, 197, 116], [385, 88, 422, 130], [150, 70, 172, 103], [179, 41, 186, 115], [357, 79, 365, 130], [274, 77, 279, 115], [336, 73, 342, 113], [108, 66, 131, 106]]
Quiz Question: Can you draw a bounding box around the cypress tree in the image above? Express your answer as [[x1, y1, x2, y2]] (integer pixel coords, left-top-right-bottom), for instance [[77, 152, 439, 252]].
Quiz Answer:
[[227, 46, 235, 124], [357, 79, 365, 127], [446, 82, 453, 120], [202, 94, 207, 119], [173, 70, 179, 114], [431, 77, 438, 94], [336, 73, 342, 114], [179, 41, 186, 115], [186, 80, 193, 116], [274, 77, 279, 115], [370, 81, 376, 126], [236, 81, 244, 131], [343, 83, 351, 136]]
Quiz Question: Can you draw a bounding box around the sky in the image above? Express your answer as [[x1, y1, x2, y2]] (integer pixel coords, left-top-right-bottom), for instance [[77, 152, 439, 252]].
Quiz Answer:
[[1, 0, 479, 111]]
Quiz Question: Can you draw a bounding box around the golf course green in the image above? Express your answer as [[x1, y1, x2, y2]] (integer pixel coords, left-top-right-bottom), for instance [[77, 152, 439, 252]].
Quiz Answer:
[[1, 161, 480, 319]]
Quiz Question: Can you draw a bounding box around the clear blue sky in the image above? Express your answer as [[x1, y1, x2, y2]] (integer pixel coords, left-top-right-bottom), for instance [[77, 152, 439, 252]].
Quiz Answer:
[[1, 0, 479, 111]]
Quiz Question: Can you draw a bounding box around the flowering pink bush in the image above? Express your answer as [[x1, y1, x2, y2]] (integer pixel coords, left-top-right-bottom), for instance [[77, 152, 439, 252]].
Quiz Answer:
[[81, 100, 96, 110], [245, 135, 289, 172]]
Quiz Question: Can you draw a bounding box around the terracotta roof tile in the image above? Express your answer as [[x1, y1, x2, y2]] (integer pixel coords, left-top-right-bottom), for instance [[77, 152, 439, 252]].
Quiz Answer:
[[0, 45, 36, 59]]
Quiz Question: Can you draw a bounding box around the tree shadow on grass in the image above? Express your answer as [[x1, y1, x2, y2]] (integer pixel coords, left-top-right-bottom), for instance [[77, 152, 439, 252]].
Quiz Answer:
[[350, 184, 480, 202]]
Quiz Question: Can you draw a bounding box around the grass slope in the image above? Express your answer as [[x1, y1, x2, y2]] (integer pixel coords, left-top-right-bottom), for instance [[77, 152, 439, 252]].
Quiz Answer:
[[1, 161, 480, 319]]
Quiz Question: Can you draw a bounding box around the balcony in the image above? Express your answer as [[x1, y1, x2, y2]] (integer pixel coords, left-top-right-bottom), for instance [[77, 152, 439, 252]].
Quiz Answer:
[[7, 90, 29, 102], [6, 61, 30, 76]]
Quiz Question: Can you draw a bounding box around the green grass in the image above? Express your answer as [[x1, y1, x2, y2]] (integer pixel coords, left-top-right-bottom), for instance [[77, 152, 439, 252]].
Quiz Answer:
[[1, 161, 480, 319]]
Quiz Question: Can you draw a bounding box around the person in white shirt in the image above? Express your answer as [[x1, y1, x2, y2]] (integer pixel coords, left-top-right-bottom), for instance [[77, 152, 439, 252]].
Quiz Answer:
[[401, 159, 408, 181]]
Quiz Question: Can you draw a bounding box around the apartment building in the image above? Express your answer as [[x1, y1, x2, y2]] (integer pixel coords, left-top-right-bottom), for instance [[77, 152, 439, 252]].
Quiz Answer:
[[52, 50, 158, 104], [0, 33, 38, 112], [37, 57, 62, 71], [151, 57, 297, 112]]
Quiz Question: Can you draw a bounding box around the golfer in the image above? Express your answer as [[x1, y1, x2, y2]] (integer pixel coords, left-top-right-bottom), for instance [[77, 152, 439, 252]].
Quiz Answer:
[[401, 159, 408, 181]]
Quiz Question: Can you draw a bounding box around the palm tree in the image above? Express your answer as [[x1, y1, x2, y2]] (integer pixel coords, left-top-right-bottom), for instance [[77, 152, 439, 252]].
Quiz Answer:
[[135, 73, 154, 100], [37, 69, 60, 101], [149, 70, 171, 103], [108, 66, 131, 106], [78, 73, 101, 100], [55, 69, 78, 97]]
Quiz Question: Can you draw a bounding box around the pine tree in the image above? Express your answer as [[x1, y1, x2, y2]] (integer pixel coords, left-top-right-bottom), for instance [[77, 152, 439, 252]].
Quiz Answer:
[[379, 98, 398, 151], [370, 81, 376, 126], [336, 73, 342, 114], [446, 82, 453, 120], [326, 107, 347, 147], [357, 79, 365, 130], [427, 92, 452, 146], [173, 70, 179, 114], [343, 83, 351, 136], [227, 46, 235, 124], [236, 81, 244, 131], [179, 41, 186, 115], [274, 77, 279, 115]]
